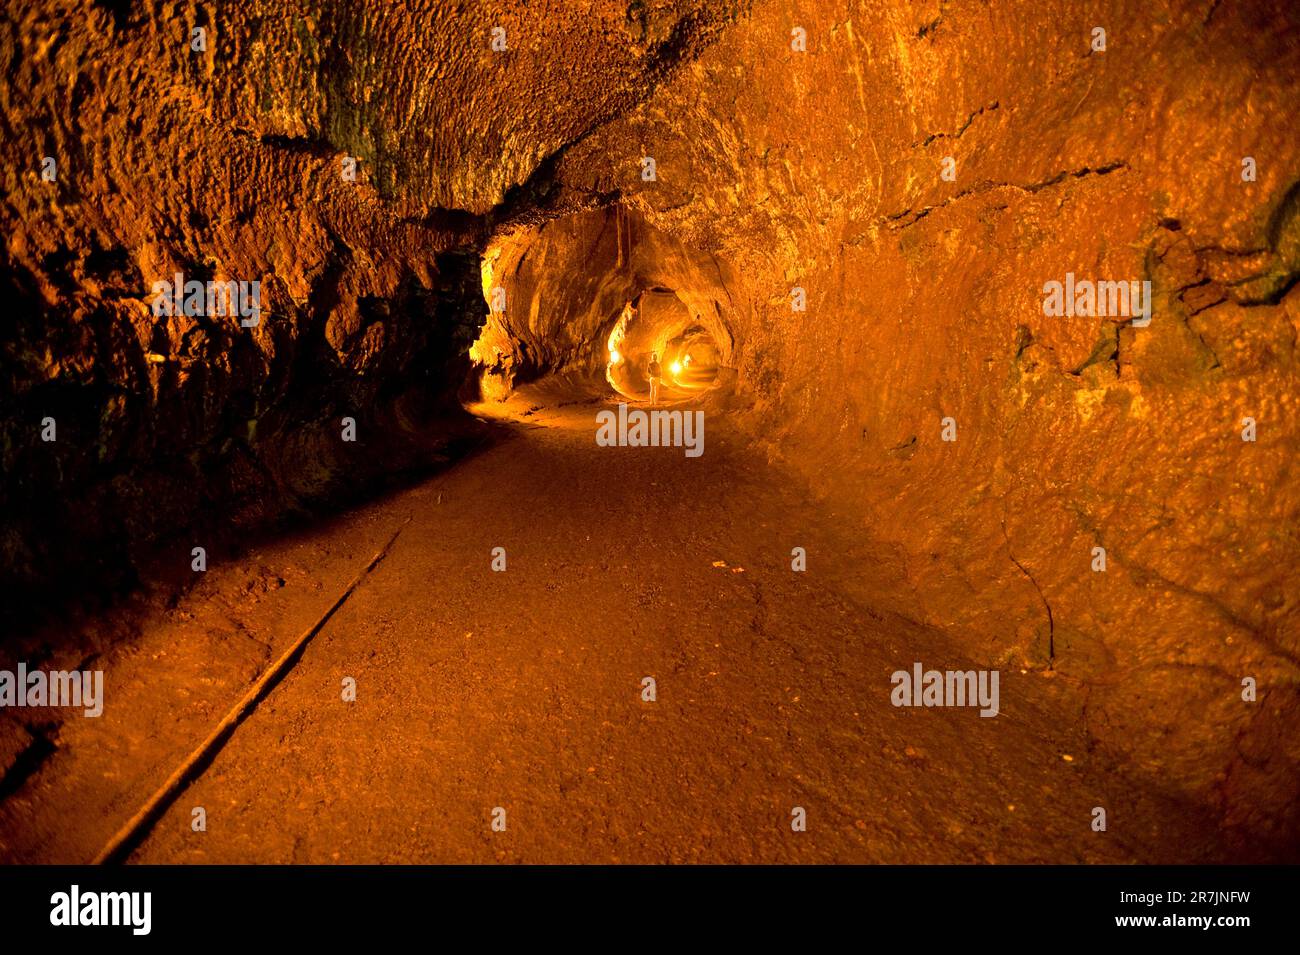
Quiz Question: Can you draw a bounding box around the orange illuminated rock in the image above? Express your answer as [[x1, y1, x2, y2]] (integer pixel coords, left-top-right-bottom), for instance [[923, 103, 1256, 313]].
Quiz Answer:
[[0, 0, 1296, 856]]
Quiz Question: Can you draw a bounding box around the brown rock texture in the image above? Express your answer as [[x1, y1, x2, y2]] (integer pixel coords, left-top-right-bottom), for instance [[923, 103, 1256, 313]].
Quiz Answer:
[[2, 0, 1298, 854]]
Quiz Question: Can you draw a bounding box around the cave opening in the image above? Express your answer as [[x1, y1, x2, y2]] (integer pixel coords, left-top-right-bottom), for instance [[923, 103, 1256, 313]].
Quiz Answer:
[[605, 289, 725, 402], [466, 205, 739, 411]]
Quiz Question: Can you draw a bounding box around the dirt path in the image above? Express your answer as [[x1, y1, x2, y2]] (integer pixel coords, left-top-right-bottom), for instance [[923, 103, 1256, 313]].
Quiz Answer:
[[0, 390, 1227, 863]]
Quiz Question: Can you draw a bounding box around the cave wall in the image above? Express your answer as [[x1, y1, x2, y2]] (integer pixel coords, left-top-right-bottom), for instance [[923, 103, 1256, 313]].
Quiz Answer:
[[538, 0, 1300, 842], [2, 0, 1298, 843]]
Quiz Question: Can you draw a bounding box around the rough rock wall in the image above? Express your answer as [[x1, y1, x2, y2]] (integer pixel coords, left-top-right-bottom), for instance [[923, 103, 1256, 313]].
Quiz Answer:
[[539, 0, 1300, 844], [0, 2, 468, 617], [2, 0, 1297, 845]]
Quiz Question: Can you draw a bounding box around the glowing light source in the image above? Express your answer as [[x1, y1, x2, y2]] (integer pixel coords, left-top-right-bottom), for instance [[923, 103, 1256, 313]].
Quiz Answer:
[[669, 360, 683, 376], [609, 348, 622, 365]]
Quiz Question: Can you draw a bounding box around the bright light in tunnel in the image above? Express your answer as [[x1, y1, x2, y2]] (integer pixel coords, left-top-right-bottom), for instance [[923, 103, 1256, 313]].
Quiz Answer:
[[669, 360, 683, 377], [609, 348, 622, 365]]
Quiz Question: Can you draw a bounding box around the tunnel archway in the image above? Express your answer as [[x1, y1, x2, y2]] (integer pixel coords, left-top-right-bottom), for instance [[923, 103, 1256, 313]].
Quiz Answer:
[[604, 288, 725, 401], [468, 205, 741, 405]]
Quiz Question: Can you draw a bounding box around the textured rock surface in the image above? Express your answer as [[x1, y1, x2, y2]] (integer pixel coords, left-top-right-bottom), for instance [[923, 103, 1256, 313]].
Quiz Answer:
[[2, 0, 1298, 850]]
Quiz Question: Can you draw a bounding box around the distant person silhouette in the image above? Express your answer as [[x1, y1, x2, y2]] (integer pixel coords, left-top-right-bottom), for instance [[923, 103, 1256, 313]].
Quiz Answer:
[[647, 351, 662, 406]]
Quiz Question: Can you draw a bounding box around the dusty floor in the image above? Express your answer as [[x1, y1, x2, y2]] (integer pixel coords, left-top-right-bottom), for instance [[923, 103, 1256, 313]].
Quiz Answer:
[[0, 387, 1234, 863]]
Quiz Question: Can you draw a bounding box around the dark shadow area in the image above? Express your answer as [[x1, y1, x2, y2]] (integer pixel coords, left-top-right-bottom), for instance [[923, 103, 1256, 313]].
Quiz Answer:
[[0, 242, 493, 646]]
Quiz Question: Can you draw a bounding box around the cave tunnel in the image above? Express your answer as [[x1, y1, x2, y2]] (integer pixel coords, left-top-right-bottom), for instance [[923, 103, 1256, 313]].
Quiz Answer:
[[1, 0, 1299, 885], [469, 205, 738, 407]]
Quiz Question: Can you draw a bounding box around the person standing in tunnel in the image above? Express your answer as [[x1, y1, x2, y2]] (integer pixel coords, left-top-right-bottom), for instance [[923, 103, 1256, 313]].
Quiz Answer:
[[647, 351, 662, 406]]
